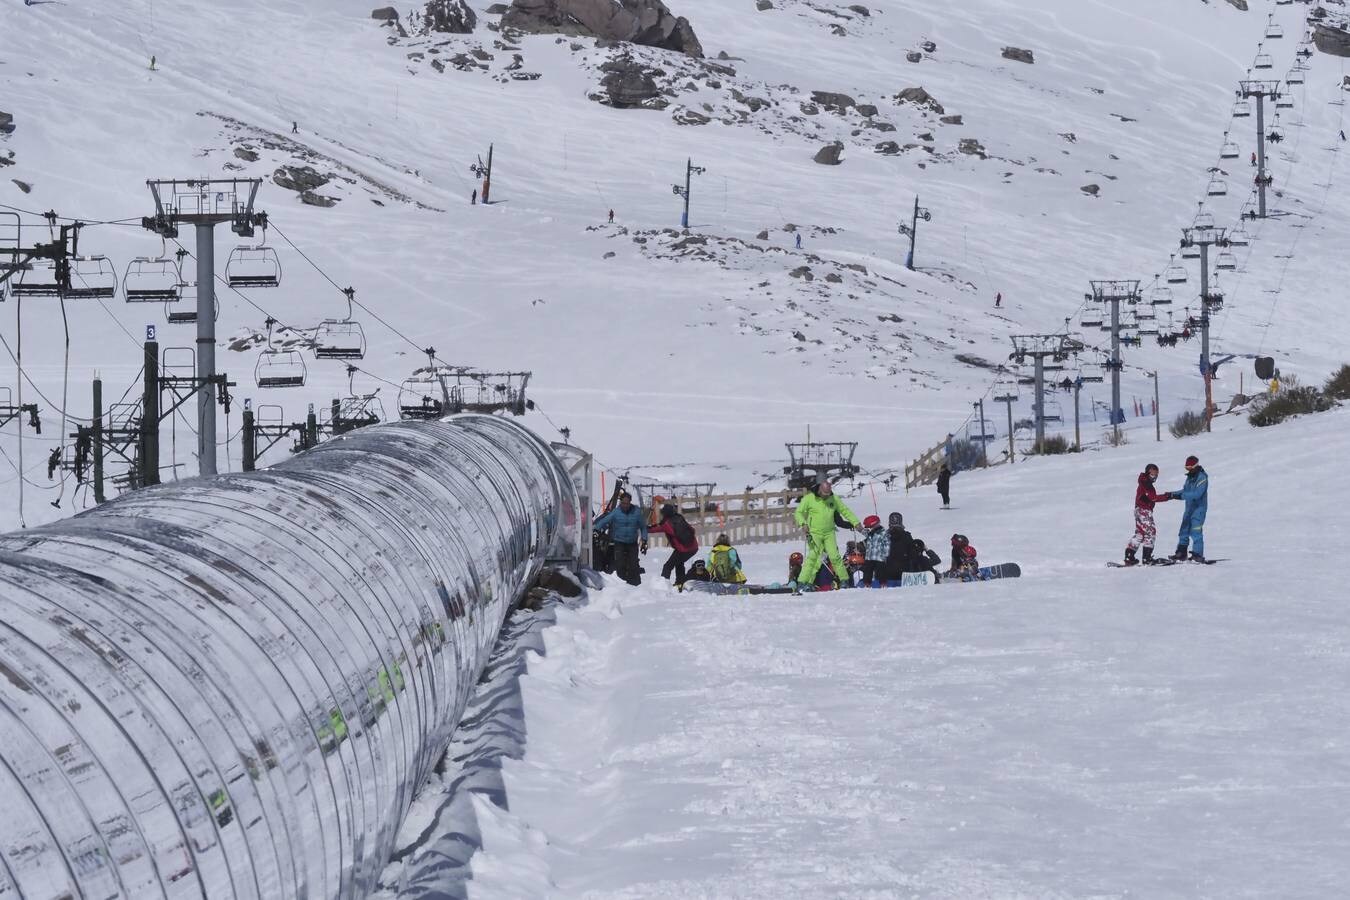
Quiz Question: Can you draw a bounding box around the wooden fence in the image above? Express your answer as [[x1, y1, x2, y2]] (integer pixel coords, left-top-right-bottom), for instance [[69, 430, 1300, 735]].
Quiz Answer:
[[904, 436, 949, 491], [645, 489, 800, 547]]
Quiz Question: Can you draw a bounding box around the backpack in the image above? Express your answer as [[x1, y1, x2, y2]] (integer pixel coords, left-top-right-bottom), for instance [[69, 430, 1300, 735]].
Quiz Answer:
[[708, 545, 741, 582], [670, 514, 696, 548]]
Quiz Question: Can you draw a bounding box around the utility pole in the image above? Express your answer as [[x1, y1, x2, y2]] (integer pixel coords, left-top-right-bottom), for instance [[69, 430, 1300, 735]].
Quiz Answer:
[[471, 144, 494, 204], [1010, 334, 1085, 450], [972, 399, 989, 466], [141, 338, 160, 486], [1149, 371, 1161, 442], [1179, 226, 1230, 432], [896, 196, 932, 271], [993, 391, 1018, 464], [1085, 280, 1141, 442], [1238, 80, 1281, 220], [143, 179, 266, 477], [92, 377, 105, 504], [672, 158, 705, 229]]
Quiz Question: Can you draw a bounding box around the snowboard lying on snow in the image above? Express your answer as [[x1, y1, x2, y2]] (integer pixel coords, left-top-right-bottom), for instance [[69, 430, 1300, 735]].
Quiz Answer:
[[682, 571, 942, 595], [941, 563, 1022, 583]]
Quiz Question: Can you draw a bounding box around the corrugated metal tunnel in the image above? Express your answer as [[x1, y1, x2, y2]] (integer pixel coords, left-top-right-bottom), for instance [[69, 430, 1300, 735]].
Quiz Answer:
[[0, 415, 581, 899]]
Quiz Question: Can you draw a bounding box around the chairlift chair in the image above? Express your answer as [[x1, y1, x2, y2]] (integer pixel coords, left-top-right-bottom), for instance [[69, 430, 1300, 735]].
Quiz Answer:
[[1228, 225, 1251, 246], [1220, 138, 1240, 159], [1286, 67, 1305, 85], [226, 243, 282, 288], [398, 377, 445, 420], [164, 282, 218, 325], [1215, 251, 1238, 271], [313, 287, 367, 360], [1080, 316, 1103, 328], [254, 318, 306, 389], [10, 259, 62, 297], [1275, 95, 1294, 109], [1150, 284, 1174, 305], [1193, 207, 1215, 230], [1181, 243, 1201, 260], [1164, 261, 1188, 285], [63, 256, 118, 299], [123, 257, 181, 302], [1254, 53, 1274, 70], [1206, 177, 1228, 197], [1232, 99, 1251, 118], [1266, 20, 1284, 40]]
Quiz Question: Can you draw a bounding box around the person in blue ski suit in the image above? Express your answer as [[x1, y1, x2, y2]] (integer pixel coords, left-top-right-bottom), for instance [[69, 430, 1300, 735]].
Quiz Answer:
[[1169, 455, 1209, 562], [594, 491, 649, 585]]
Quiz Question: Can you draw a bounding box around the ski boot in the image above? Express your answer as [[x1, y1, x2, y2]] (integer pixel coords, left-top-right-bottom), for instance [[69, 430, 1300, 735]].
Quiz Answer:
[[1141, 547, 1155, 565], [1189, 552, 1207, 564], [1171, 543, 1189, 561], [1124, 547, 1139, 566]]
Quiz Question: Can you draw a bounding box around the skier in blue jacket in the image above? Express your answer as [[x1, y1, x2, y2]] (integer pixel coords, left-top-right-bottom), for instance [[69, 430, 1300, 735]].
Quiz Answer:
[[1170, 455, 1209, 562], [594, 491, 649, 585]]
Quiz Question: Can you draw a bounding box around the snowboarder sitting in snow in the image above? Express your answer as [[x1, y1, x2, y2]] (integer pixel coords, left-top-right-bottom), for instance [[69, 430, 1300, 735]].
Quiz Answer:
[[913, 540, 943, 582], [946, 533, 979, 580], [861, 515, 890, 587], [707, 534, 746, 584], [648, 502, 700, 585], [792, 475, 861, 591], [685, 559, 712, 583], [1124, 463, 1172, 565], [1169, 455, 1209, 563], [883, 512, 917, 583]]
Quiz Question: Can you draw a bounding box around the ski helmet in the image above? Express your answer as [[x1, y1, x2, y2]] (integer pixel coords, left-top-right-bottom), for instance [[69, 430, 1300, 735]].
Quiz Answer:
[[951, 533, 968, 546], [660, 503, 677, 518], [863, 515, 881, 529], [888, 512, 903, 527], [789, 551, 804, 565], [1184, 455, 1199, 470]]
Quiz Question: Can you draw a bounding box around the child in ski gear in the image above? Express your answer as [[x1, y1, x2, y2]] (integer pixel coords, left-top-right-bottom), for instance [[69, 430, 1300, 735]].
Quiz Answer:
[[1125, 463, 1172, 565], [794, 475, 861, 588], [861, 514, 890, 587], [593, 491, 648, 586], [787, 551, 804, 585], [946, 533, 979, 580], [685, 559, 712, 582], [648, 502, 699, 584], [884, 511, 917, 582], [846, 542, 866, 586], [707, 534, 746, 584], [1170, 455, 1209, 562], [913, 540, 942, 582], [937, 465, 952, 508]]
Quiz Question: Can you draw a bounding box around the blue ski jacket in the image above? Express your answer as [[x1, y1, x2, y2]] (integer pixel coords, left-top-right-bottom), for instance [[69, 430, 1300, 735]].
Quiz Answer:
[[594, 505, 648, 544], [1175, 466, 1209, 524]]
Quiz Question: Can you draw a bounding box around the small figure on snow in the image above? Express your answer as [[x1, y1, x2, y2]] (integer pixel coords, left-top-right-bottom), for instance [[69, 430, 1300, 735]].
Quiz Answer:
[[913, 539, 943, 582], [150, 55, 157, 71], [795, 233, 803, 250], [995, 291, 1002, 308], [861, 515, 890, 587], [292, 121, 299, 134], [471, 188, 478, 205], [937, 463, 953, 508], [792, 475, 861, 591], [648, 502, 700, 585], [1251, 151, 1258, 167], [1124, 462, 1171, 565], [1341, 130, 1347, 142], [707, 533, 746, 584], [946, 533, 979, 580], [593, 491, 648, 586], [1169, 455, 1209, 562], [884, 511, 917, 583], [685, 559, 713, 583], [608, 208, 615, 224]]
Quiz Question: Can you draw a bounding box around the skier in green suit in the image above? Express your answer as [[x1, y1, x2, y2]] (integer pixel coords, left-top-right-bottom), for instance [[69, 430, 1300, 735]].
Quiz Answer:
[[793, 475, 861, 590]]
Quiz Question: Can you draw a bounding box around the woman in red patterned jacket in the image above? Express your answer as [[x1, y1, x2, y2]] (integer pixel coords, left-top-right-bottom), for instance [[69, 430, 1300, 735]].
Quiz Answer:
[[1124, 463, 1171, 566]]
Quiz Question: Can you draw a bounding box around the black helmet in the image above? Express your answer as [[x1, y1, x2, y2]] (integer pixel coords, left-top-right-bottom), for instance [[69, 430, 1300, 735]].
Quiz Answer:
[[888, 512, 903, 527], [660, 503, 677, 518], [951, 533, 968, 546]]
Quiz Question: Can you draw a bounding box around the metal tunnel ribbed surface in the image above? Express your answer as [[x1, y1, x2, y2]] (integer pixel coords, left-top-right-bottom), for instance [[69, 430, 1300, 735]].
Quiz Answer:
[[0, 415, 580, 899]]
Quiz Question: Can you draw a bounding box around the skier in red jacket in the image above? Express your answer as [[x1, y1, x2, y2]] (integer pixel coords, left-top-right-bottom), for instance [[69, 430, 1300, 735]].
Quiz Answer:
[[1124, 463, 1171, 565]]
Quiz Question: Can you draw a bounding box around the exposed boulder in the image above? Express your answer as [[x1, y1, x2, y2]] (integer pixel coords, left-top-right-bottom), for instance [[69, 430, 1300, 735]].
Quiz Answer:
[[1002, 46, 1035, 64], [857, 103, 878, 117], [1081, 183, 1100, 196], [1224, 0, 1248, 10], [673, 108, 711, 125], [299, 191, 338, 208], [939, 114, 962, 125], [848, 5, 870, 16], [370, 6, 399, 19], [12, 179, 31, 194], [810, 90, 855, 113], [273, 165, 331, 193], [756, 0, 773, 8], [233, 147, 259, 162], [874, 141, 901, 155], [423, 0, 477, 33], [813, 142, 844, 165], [1314, 24, 1350, 57], [0, 110, 13, 136], [905, 51, 922, 63], [503, 0, 703, 58], [958, 137, 987, 159], [894, 87, 944, 114], [591, 58, 669, 109]]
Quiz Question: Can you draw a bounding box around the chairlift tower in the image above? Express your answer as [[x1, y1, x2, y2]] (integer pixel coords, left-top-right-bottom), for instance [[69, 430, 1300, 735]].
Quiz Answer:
[[1238, 81, 1281, 219], [142, 178, 267, 476], [470, 144, 494, 204], [783, 440, 859, 490], [672, 158, 706, 229], [1179, 226, 1230, 432], [992, 391, 1018, 464], [897, 196, 932, 271], [1009, 334, 1085, 448], [970, 399, 991, 466], [1086, 280, 1141, 441]]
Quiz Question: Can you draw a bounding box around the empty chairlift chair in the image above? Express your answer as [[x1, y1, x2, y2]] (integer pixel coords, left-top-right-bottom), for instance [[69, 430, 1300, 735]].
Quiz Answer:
[[1206, 177, 1228, 197], [1215, 251, 1238, 271], [123, 257, 181, 302], [62, 256, 118, 299], [11, 259, 63, 297], [1254, 53, 1273, 71], [1232, 99, 1251, 119], [1275, 94, 1294, 109], [1228, 225, 1251, 247], [313, 287, 366, 360], [255, 318, 306, 389], [226, 240, 282, 288], [1164, 257, 1188, 285], [1266, 18, 1284, 40], [1220, 137, 1240, 160], [1286, 66, 1305, 86]]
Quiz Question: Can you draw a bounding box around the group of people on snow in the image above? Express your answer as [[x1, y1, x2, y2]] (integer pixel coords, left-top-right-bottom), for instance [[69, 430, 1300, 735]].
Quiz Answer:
[[1124, 455, 1210, 565]]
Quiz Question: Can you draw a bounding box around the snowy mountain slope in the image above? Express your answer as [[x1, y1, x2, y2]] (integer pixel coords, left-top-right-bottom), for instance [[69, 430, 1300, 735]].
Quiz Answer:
[[449, 406, 1350, 900], [2, 0, 1348, 531]]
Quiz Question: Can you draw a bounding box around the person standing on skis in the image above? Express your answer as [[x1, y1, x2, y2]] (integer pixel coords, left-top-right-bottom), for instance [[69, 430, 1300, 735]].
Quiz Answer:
[[1124, 463, 1172, 565], [1170, 455, 1209, 562], [792, 475, 860, 590]]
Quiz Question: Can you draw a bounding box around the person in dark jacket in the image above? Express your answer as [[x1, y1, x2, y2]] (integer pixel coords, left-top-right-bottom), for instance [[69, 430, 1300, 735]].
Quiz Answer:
[[648, 502, 699, 585], [937, 465, 952, 508], [883, 512, 917, 582], [1169, 455, 1210, 562], [912, 539, 942, 582], [1124, 463, 1172, 565], [685, 559, 712, 582], [593, 491, 648, 586]]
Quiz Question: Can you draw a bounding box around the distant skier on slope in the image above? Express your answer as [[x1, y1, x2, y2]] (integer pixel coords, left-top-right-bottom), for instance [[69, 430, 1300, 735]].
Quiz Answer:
[[795, 233, 803, 250], [947, 533, 979, 580], [995, 291, 1002, 308], [1123, 463, 1172, 565], [937, 464, 953, 508], [1169, 455, 1209, 562], [792, 475, 860, 590]]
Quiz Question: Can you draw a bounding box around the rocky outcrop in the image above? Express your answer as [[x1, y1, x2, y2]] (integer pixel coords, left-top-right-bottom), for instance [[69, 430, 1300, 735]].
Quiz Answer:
[[813, 142, 844, 165], [958, 138, 987, 159], [1224, 0, 1248, 10], [423, 0, 477, 33], [1313, 24, 1350, 57], [591, 58, 670, 109], [1002, 46, 1035, 64], [273, 165, 331, 193], [810, 91, 855, 113], [0, 111, 14, 136], [1081, 183, 1100, 196], [502, 0, 703, 58], [894, 87, 944, 114]]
